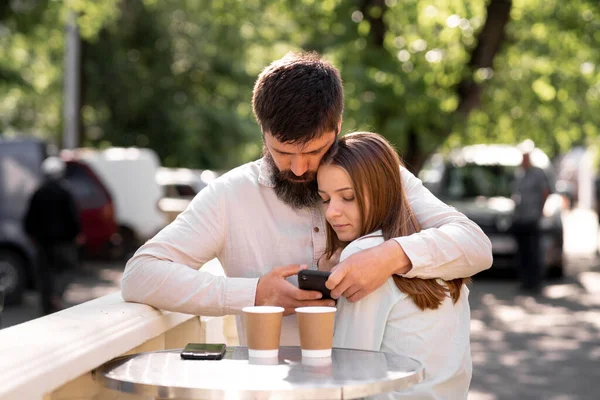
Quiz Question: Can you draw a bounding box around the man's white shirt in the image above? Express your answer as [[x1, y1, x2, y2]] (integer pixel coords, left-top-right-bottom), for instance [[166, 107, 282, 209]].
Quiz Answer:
[[122, 158, 491, 346]]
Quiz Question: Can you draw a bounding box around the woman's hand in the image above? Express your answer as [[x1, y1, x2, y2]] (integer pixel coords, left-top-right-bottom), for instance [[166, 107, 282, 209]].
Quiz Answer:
[[326, 240, 412, 302], [318, 248, 343, 272]]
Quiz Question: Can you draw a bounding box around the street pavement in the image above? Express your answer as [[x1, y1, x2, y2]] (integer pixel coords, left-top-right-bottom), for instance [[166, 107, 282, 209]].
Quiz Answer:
[[1, 209, 599, 399], [468, 262, 600, 400]]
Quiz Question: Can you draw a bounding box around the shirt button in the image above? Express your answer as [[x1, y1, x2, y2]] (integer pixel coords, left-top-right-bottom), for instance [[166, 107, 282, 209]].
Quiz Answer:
[[313, 227, 320, 233]]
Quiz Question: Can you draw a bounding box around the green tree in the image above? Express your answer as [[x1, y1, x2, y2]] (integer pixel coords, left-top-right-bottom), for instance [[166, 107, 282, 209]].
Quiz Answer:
[[2, 0, 599, 173], [81, 0, 290, 169], [275, 0, 512, 171], [458, 0, 600, 159], [0, 0, 119, 144], [259, 0, 599, 171]]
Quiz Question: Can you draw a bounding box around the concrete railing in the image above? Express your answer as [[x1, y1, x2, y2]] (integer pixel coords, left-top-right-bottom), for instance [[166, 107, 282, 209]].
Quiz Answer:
[[0, 292, 238, 400]]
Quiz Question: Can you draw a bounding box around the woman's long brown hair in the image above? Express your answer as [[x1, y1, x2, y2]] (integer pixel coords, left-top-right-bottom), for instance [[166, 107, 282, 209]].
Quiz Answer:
[[322, 132, 469, 310]]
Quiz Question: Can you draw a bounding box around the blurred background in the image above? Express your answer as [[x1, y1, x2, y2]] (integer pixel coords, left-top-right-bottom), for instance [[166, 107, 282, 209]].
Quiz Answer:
[[1, 1, 599, 399]]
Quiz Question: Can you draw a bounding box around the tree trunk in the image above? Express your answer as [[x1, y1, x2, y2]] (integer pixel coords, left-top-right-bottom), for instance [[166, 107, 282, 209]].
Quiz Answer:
[[456, 0, 513, 117], [360, 0, 388, 47], [402, 130, 430, 174], [402, 0, 513, 174]]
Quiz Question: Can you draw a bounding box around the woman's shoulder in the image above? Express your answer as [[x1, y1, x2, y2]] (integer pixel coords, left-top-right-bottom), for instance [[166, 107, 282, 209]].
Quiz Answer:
[[340, 230, 385, 261], [350, 230, 385, 248]]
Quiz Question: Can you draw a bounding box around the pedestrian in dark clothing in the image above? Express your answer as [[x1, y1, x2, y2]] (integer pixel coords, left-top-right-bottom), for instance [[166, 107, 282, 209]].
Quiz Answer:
[[512, 141, 550, 294], [24, 156, 82, 315]]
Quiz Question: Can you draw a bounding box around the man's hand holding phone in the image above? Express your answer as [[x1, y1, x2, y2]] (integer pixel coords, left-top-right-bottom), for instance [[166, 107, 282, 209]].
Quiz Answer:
[[255, 264, 336, 315]]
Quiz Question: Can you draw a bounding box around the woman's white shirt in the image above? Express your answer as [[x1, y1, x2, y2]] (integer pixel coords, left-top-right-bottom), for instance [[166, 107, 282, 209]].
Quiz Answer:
[[332, 231, 472, 400]]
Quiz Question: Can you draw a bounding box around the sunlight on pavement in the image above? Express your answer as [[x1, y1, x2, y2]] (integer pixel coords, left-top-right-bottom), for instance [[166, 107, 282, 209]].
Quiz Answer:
[[493, 304, 527, 322], [98, 268, 125, 282], [544, 283, 581, 299], [64, 283, 119, 304], [469, 275, 600, 399], [562, 209, 599, 256], [470, 319, 486, 334], [579, 310, 600, 330], [468, 390, 497, 400], [579, 271, 600, 293]]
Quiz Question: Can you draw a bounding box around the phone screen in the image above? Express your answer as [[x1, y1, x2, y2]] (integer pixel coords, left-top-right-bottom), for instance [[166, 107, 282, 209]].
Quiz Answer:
[[181, 343, 226, 360]]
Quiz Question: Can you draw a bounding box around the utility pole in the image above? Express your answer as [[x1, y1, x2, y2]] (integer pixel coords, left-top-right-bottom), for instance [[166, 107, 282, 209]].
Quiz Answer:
[[63, 10, 80, 149]]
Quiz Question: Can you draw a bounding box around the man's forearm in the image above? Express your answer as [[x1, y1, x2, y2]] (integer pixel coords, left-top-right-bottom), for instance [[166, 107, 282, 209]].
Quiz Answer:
[[381, 239, 412, 276], [393, 220, 492, 280], [122, 253, 258, 316], [399, 166, 492, 280]]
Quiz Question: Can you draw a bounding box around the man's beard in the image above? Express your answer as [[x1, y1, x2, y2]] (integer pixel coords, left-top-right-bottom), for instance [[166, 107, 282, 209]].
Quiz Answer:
[[263, 151, 321, 210]]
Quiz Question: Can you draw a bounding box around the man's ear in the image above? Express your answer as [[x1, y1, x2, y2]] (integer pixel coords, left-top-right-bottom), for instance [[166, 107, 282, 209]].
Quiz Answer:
[[337, 119, 343, 134]]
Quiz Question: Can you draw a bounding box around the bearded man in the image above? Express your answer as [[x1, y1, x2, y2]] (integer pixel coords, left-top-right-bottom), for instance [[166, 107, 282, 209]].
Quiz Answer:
[[122, 51, 492, 345]]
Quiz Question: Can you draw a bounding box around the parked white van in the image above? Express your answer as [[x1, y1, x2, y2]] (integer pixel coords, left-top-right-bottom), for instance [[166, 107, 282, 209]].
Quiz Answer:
[[61, 147, 167, 258]]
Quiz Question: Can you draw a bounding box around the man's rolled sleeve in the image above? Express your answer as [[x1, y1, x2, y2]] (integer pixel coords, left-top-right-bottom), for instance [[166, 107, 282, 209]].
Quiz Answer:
[[396, 166, 493, 279], [225, 277, 259, 315], [392, 235, 433, 278]]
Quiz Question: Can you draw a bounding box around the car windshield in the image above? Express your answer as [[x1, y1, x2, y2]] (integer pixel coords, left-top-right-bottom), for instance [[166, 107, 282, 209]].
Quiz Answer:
[[442, 164, 516, 200]]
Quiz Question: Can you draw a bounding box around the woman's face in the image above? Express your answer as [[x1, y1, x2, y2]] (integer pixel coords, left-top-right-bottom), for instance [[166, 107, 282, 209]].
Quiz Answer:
[[317, 164, 363, 242]]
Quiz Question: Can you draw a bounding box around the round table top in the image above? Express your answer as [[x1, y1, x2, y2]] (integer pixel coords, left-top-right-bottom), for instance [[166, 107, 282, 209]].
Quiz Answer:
[[94, 346, 424, 399]]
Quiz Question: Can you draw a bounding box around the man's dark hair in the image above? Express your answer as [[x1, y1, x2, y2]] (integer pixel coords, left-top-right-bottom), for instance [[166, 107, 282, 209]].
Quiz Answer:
[[252, 51, 344, 145]]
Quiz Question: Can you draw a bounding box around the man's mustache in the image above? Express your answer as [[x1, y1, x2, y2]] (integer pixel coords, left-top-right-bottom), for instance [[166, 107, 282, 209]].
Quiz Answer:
[[279, 171, 317, 183]]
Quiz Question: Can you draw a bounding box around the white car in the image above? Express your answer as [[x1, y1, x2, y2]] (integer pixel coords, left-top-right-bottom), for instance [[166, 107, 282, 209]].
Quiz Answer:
[[156, 167, 220, 223]]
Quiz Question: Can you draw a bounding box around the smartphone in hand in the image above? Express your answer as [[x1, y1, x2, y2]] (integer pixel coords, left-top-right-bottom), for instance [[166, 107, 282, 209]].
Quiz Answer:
[[180, 343, 226, 360], [298, 269, 332, 300]]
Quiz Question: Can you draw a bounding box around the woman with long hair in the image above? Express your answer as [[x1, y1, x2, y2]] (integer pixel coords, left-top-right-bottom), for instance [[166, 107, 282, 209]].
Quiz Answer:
[[317, 132, 472, 399]]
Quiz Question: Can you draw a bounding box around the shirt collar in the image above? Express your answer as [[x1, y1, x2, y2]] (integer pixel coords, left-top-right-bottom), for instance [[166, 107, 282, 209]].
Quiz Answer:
[[360, 230, 384, 240], [257, 158, 276, 188]]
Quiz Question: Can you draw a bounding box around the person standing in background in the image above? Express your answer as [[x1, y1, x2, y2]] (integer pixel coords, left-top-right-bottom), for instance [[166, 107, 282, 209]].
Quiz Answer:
[[24, 156, 83, 315], [512, 141, 550, 294]]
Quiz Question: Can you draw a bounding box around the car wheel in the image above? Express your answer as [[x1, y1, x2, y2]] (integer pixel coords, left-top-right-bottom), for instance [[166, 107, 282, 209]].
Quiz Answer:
[[0, 250, 27, 306]]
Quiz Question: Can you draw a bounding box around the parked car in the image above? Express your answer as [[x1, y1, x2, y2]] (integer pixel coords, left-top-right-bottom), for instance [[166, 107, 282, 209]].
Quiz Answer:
[[62, 159, 118, 257], [0, 138, 120, 305], [420, 144, 564, 278], [0, 137, 46, 305], [156, 167, 220, 223], [63, 147, 167, 259]]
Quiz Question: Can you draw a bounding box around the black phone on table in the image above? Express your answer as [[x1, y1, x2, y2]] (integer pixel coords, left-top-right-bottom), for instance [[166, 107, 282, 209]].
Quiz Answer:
[[298, 269, 332, 300], [180, 343, 227, 360]]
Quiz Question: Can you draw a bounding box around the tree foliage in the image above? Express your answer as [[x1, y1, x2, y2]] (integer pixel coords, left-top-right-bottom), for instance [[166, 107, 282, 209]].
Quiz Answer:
[[0, 0, 119, 143], [1, 0, 599, 171]]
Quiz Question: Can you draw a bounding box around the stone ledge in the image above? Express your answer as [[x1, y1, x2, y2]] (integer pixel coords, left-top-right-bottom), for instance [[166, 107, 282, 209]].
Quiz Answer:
[[0, 292, 197, 399]]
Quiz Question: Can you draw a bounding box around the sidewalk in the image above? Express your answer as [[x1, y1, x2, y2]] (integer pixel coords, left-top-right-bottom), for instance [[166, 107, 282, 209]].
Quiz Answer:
[[562, 208, 599, 259]]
